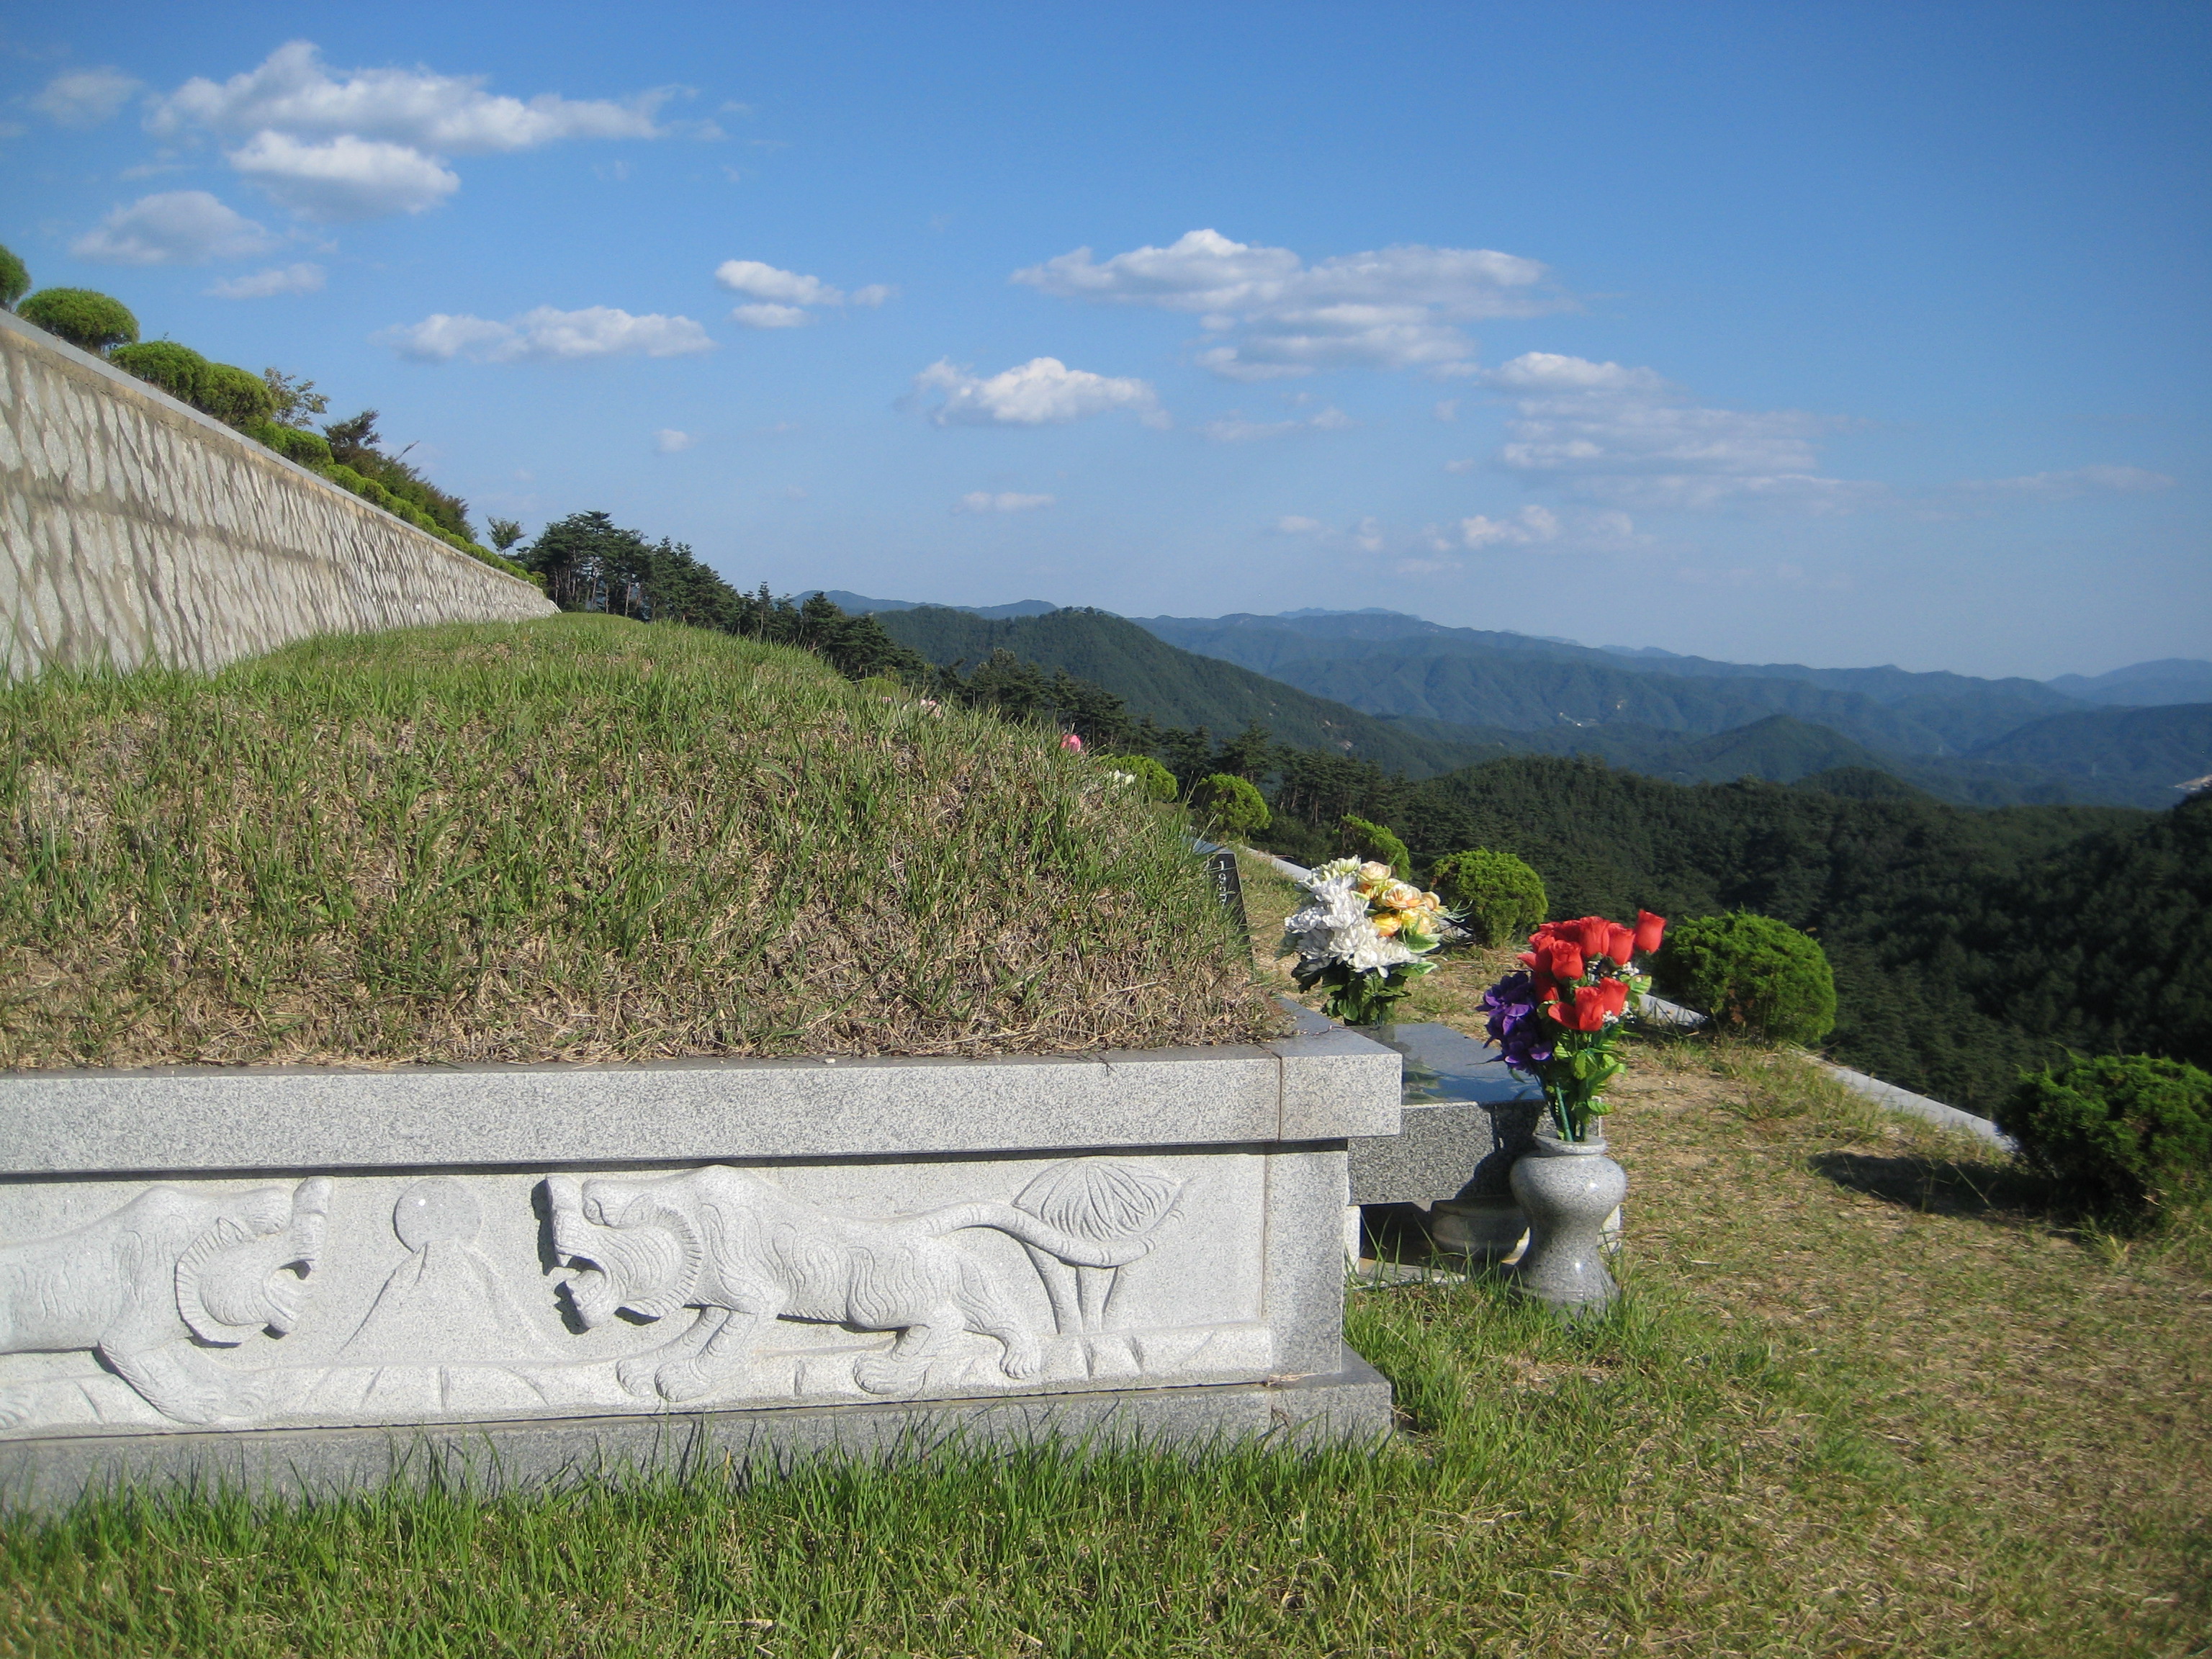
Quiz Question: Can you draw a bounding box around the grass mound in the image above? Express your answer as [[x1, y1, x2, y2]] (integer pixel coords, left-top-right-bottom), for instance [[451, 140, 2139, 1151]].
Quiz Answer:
[[0, 616, 1274, 1067]]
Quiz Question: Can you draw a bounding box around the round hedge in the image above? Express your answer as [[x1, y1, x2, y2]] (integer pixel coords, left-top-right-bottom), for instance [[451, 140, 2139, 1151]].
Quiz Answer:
[[1194, 773, 1270, 841], [110, 341, 212, 404], [1094, 753, 1179, 802], [18, 287, 139, 354], [1336, 814, 1410, 881], [197, 361, 276, 427], [1653, 911, 1836, 1045], [0, 243, 28, 310], [1998, 1054, 2211, 1215], [1431, 847, 1548, 946]]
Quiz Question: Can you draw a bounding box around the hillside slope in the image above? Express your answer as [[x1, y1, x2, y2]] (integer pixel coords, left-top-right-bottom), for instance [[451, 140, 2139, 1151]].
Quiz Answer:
[[1140, 612, 2087, 752], [1967, 703, 2212, 805], [1393, 754, 2167, 1110], [867, 607, 1508, 777]]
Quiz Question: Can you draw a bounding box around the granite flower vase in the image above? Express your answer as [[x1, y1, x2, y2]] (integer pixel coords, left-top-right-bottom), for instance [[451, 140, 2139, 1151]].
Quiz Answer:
[[1509, 1126, 1627, 1316]]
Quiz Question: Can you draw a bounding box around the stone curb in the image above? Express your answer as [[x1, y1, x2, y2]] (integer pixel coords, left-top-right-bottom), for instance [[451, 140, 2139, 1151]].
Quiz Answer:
[[0, 1349, 1395, 1514], [0, 1033, 1402, 1179]]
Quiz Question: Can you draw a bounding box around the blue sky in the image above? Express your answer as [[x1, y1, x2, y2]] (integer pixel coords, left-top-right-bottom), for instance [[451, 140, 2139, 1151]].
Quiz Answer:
[[5, 3, 2205, 679]]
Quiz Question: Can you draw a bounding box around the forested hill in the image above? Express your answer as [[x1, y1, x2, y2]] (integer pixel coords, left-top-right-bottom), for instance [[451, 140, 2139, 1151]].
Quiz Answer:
[[866, 606, 1508, 778], [1394, 755, 2208, 1112], [1140, 611, 2085, 752]]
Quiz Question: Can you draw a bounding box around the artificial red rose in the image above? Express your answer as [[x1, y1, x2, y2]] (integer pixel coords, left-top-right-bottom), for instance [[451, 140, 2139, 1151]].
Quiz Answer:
[[1571, 916, 1612, 957], [1539, 940, 1585, 982], [1518, 950, 1540, 972], [1605, 923, 1637, 966], [1591, 976, 1629, 1017], [1529, 968, 1560, 1003], [1635, 909, 1667, 954], [1547, 989, 1609, 1031]]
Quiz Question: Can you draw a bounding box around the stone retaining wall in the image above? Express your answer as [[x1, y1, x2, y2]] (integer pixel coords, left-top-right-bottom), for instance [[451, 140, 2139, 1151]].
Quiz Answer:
[[0, 309, 553, 680]]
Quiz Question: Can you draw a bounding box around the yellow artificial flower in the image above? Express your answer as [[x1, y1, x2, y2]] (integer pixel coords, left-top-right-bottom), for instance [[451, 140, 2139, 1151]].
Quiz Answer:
[[1373, 913, 1403, 936]]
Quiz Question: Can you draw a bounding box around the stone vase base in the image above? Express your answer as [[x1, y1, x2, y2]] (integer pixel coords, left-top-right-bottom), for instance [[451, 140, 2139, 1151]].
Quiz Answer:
[[1509, 1129, 1629, 1316]]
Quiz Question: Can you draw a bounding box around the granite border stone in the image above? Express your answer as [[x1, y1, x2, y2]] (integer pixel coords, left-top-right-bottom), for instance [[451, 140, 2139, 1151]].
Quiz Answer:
[[0, 1350, 1395, 1514], [0, 1032, 1401, 1179]]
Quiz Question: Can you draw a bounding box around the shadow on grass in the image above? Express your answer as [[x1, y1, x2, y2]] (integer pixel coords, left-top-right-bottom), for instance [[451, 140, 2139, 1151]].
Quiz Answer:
[[1807, 1147, 2045, 1222]]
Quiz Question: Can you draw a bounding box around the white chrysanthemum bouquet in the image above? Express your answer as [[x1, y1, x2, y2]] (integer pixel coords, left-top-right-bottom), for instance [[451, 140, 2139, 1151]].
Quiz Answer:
[[1280, 858, 1458, 1025]]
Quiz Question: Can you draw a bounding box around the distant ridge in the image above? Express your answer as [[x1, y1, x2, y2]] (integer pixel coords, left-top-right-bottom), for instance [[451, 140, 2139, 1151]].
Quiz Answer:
[[809, 591, 1061, 620]]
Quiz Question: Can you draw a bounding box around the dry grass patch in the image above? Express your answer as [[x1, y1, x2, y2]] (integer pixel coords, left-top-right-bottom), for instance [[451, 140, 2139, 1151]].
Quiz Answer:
[[0, 617, 1277, 1066]]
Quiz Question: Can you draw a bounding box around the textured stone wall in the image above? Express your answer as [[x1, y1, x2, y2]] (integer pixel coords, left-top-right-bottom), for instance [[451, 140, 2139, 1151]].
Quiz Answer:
[[0, 310, 553, 679]]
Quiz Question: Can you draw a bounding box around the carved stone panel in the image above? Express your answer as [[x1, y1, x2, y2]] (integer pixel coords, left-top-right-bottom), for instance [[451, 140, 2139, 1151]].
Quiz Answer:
[[0, 1149, 1281, 1439]]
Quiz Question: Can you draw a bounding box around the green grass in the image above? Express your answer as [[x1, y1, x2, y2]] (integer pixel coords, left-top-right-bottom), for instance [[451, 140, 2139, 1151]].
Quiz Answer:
[[0, 616, 1274, 1066], [6, 1043, 2207, 1656]]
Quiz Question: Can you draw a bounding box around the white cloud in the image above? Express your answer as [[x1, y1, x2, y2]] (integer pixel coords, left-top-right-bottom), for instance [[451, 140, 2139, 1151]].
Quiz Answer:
[[1432, 505, 1561, 551], [654, 428, 694, 453], [207, 261, 325, 298], [1354, 516, 1385, 554], [715, 258, 842, 306], [953, 491, 1056, 513], [730, 302, 811, 328], [910, 356, 1166, 427], [144, 41, 673, 222], [1444, 457, 1480, 475], [1434, 399, 1459, 422], [1961, 464, 2177, 500], [1200, 405, 1353, 441], [148, 40, 670, 151], [1014, 228, 1568, 378], [1275, 516, 1324, 534], [378, 305, 715, 364], [1487, 351, 1665, 393], [1481, 351, 1877, 513], [714, 261, 896, 323], [69, 190, 279, 264], [32, 68, 142, 127], [227, 131, 459, 220]]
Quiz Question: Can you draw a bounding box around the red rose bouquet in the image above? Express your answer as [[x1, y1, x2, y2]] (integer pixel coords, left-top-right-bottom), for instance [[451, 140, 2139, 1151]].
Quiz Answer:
[[1480, 909, 1666, 1141]]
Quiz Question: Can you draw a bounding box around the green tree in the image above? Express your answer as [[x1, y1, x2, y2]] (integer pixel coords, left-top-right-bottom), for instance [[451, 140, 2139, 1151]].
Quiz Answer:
[[1655, 911, 1837, 1046], [18, 288, 138, 354], [1194, 774, 1270, 842], [0, 243, 30, 310], [261, 368, 328, 428], [1094, 754, 1179, 801], [1431, 848, 1548, 945], [486, 518, 526, 553], [1338, 814, 1411, 880], [197, 362, 276, 427], [109, 341, 211, 404], [1998, 1054, 2211, 1218], [321, 410, 474, 540]]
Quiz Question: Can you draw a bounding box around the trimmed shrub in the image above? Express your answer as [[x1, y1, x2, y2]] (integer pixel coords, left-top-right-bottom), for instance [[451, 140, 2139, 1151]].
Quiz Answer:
[[197, 361, 276, 427], [0, 243, 31, 310], [1194, 773, 1270, 841], [110, 341, 212, 404], [19, 288, 139, 354], [243, 420, 334, 467], [1431, 847, 1548, 947], [1095, 754, 1178, 802], [1999, 1055, 2211, 1215], [1337, 814, 1411, 881], [1654, 911, 1836, 1045]]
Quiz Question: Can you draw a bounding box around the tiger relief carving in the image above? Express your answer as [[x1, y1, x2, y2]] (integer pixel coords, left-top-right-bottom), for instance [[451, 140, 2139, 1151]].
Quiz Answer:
[[0, 1178, 329, 1426], [545, 1161, 1181, 1401]]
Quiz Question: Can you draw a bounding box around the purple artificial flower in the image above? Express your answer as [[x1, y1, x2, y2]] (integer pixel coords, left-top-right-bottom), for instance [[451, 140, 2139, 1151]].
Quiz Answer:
[[1480, 970, 1555, 1071]]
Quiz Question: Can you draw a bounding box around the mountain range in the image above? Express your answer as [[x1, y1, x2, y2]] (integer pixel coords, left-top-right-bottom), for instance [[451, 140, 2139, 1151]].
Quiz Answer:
[[837, 595, 2212, 811]]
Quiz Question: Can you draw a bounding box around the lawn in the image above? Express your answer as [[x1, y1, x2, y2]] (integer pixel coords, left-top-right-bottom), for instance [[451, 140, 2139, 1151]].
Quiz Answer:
[[0, 616, 1272, 1066], [2, 850, 2206, 1656]]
